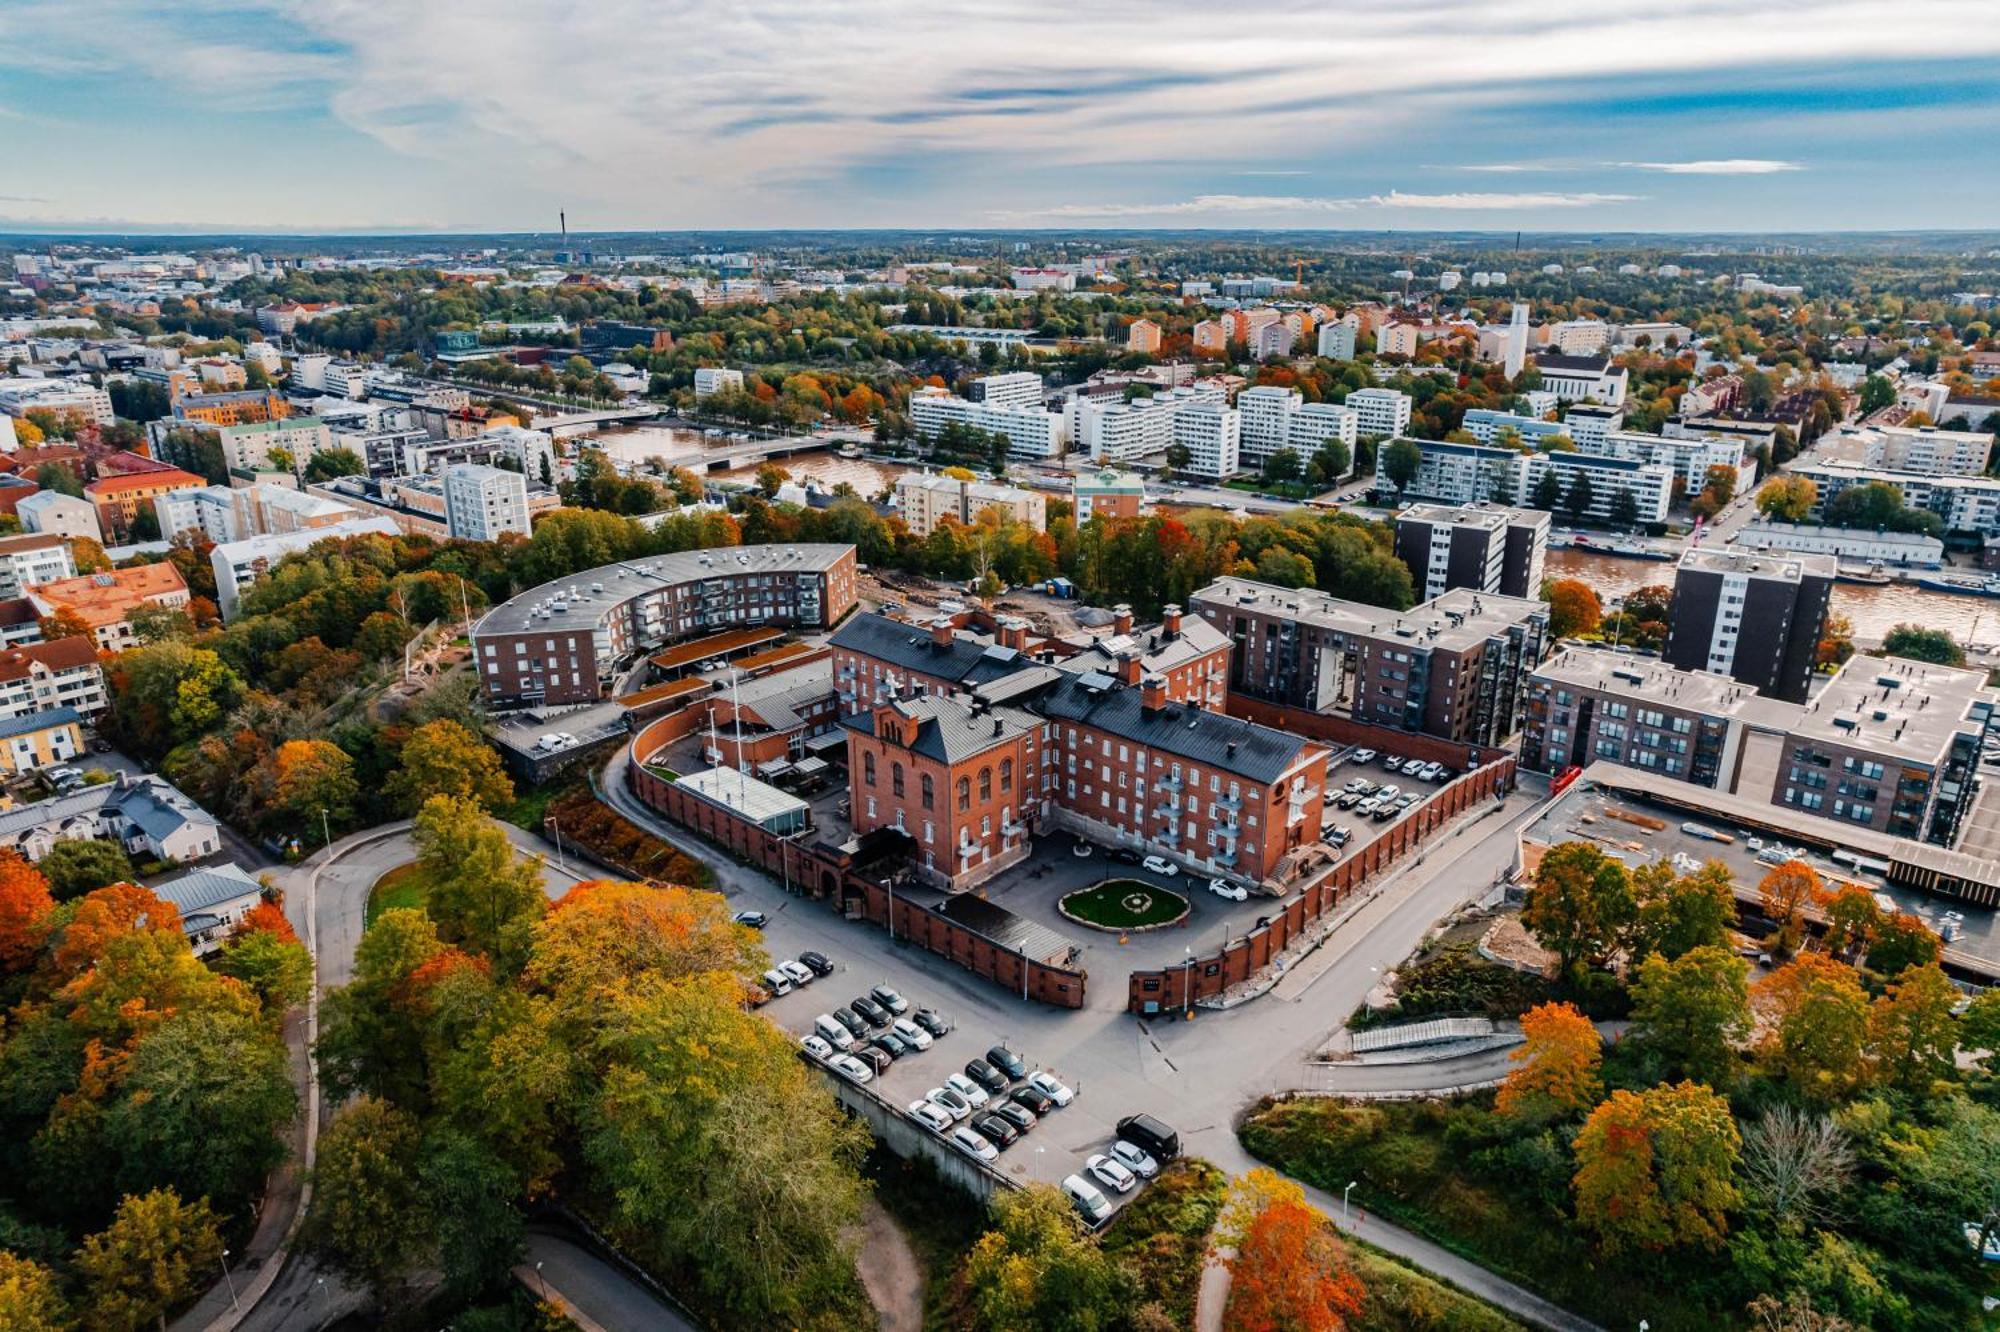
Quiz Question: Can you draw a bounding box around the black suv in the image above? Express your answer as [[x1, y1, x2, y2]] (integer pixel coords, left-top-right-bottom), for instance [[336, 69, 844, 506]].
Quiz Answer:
[[798, 951, 835, 977], [964, 1058, 1009, 1094], [986, 1045, 1028, 1080], [851, 995, 890, 1027]]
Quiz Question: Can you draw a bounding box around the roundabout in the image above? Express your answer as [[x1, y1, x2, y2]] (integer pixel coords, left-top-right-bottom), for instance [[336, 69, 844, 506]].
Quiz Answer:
[[1056, 878, 1190, 932]]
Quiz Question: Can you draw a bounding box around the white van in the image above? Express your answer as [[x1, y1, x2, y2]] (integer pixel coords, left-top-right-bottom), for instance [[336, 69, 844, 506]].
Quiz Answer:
[[1062, 1174, 1112, 1226], [814, 1014, 856, 1050], [761, 968, 793, 997]]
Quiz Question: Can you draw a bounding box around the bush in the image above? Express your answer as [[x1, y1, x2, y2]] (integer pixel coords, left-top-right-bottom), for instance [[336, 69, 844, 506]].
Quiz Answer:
[[543, 791, 713, 889], [1101, 1158, 1227, 1327], [1349, 944, 1553, 1030]]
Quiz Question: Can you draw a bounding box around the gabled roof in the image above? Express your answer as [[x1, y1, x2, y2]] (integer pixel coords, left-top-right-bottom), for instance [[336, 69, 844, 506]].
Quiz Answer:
[[828, 611, 1028, 690], [1033, 674, 1313, 783], [0, 706, 80, 741], [151, 862, 261, 920], [841, 693, 1037, 764], [0, 636, 98, 683]]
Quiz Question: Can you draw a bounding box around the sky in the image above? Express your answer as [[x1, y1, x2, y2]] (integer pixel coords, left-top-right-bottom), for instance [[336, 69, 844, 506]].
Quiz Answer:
[[2, 0, 1998, 235]]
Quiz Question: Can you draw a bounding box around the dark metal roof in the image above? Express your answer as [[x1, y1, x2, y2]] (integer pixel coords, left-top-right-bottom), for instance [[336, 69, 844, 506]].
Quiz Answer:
[[828, 611, 1026, 688], [841, 694, 1037, 764], [934, 894, 1073, 964], [1533, 352, 1614, 373], [1034, 674, 1310, 783]]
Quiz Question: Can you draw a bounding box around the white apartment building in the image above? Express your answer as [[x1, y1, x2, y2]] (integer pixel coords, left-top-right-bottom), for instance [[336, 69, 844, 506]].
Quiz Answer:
[[1403, 440, 1520, 506], [481, 424, 559, 483], [969, 372, 1045, 411], [15, 491, 101, 543], [1172, 402, 1240, 480], [1316, 322, 1357, 361], [1562, 405, 1624, 450], [1238, 386, 1300, 469], [156, 483, 360, 544], [0, 378, 114, 427], [1345, 387, 1413, 439], [693, 367, 746, 398], [1252, 322, 1296, 358], [0, 534, 74, 599], [444, 463, 532, 541], [892, 472, 1047, 537], [1590, 430, 1756, 494], [1287, 402, 1358, 471], [1811, 424, 1994, 477], [217, 416, 332, 472], [908, 387, 1070, 461], [1515, 452, 1673, 525], [1069, 385, 1224, 466], [211, 517, 403, 619], [289, 353, 331, 390], [1544, 319, 1611, 356]]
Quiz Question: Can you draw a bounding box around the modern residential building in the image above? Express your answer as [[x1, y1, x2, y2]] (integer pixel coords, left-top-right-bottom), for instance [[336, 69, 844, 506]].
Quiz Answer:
[[1532, 353, 1629, 407], [1192, 577, 1548, 745], [0, 378, 114, 427], [1731, 521, 1943, 568], [471, 544, 858, 708], [1783, 459, 2000, 536], [0, 706, 84, 775], [1316, 321, 1357, 361], [1589, 429, 1756, 494], [443, 463, 532, 541], [1172, 401, 1241, 480], [215, 416, 333, 473], [1072, 468, 1146, 523], [1662, 547, 1835, 704], [1068, 386, 1224, 466], [1810, 423, 1994, 477], [480, 424, 559, 484], [1393, 503, 1550, 601], [1562, 405, 1624, 450], [0, 637, 108, 720], [1516, 452, 1674, 525], [1397, 439, 1520, 506], [82, 466, 206, 541], [0, 771, 222, 865], [693, 367, 745, 398], [892, 471, 1047, 538], [1345, 387, 1414, 439], [908, 386, 1069, 462], [1522, 646, 1992, 848], [1127, 319, 1162, 353], [155, 482, 359, 545], [1544, 319, 1611, 356], [1461, 408, 1565, 448], [210, 517, 403, 619], [1234, 388, 1357, 471], [0, 533, 74, 599], [966, 372, 1045, 410], [28, 563, 192, 652]]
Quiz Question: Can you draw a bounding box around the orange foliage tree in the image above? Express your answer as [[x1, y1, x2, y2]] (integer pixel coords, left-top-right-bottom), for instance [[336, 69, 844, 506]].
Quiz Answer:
[[1545, 578, 1602, 639], [1758, 859, 1824, 957], [1497, 1001, 1603, 1119], [0, 849, 57, 973], [50, 882, 181, 982], [1758, 953, 1871, 1103], [1224, 1197, 1365, 1332]]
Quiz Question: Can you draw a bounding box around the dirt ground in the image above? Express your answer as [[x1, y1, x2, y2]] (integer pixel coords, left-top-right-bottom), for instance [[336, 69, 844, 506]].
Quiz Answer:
[[853, 1199, 924, 1332]]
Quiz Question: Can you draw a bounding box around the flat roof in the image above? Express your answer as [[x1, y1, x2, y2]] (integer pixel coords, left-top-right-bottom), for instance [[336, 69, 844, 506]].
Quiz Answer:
[[1534, 645, 1773, 720], [474, 542, 852, 638], [1396, 502, 1550, 531], [648, 627, 783, 671], [1676, 546, 1836, 581], [678, 766, 809, 823], [1790, 655, 1993, 760]]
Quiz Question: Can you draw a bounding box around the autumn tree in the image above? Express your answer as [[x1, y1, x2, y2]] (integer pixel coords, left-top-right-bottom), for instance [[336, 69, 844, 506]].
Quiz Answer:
[[49, 881, 182, 983], [1225, 1197, 1366, 1332], [1756, 474, 1818, 523], [0, 1251, 69, 1331], [1630, 860, 1736, 963], [0, 848, 56, 973], [213, 921, 314, 1015], [76, 1188, 225, 1332], [1864, 911, 1939, 977], [308, 1094, 434, 1289], [1758, 953, 1871, 1103], [1543, 578, 1602, 639], [413, 795, 546, 970], [1819, 883, 1881, 960], [1521, 841, 1635, 980], [1497, 1001, 1602, 1120], [525, 878, 761, 1004], [1572, 1081, 1742, 1253], [386, 719, 514, 814], [1961, 988, 2000, 1071], [1632, 945, 1752, 1087], [1758, 859, 1824, 957], [245, 738, 360, 836], [966, 1183, 1130, 1332], [315, 907, 448, 1105], [1867, 962, 1959, 1093]]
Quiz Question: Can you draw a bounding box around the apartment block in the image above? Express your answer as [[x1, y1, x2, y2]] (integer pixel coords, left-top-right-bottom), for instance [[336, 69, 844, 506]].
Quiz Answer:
[[1072, 468, 1145, 523], [1345, 387, 1414, 439], [14, 491, 101, 543], [1393, 503, 1550, 601], [0, 637, 108, 719], [443, 463, 531, 541], [1590, 429, 1756, 493], [1462, 408, 1565, 448], [1400, 439, 1521, 507], [893, 471, 1047, 538], [216, 416, 333, 472], [1810, 423, 1995, 477], [908, 387, 1069, 462], [693, 367, 745, 398], [1172, 401, 1240, 480], [1662, 548, 1835, 704], [1316, 321, 1357, 360], [1516, 452, 1674, 525], [28, 562, 190, 652], [0, 533, 75, 600]]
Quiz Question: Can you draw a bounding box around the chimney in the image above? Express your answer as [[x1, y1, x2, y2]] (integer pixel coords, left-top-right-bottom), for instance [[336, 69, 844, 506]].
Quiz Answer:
[[997, 616, 1028, 651], [1162, 604, 1183, 638], [1118, 652, 1143, 687], [1112, 603, 1134, 636], [930, 617, 954, 648], [992, 718, 1003, 737], [1141, 674, 1168, 713]]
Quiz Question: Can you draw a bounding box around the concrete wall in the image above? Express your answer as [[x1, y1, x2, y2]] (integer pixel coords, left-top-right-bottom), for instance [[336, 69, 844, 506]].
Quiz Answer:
[[1125, 757, 1516, 1014], [811, 1060, 1017, 1206]]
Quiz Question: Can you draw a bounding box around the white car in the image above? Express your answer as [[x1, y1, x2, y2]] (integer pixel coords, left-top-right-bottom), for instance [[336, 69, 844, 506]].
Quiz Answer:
[[1027, 1071, 1074, 1106], [1355, 798, 1381, 818], [891, 1018, 934, 1050], [907, 1100, 953, 1133], [1207, 877, 1248, 902], [1402, 758, 1427, 776], [1350, 748, 1377, 764], [944, 1073, 991, 1108], [927, 1087, 973, 1121], [760, 968, 793, 996], [1108, 1139, 1159, 1179], [829, 1054, 873, 1084], [1418, 761, 1444, 782], [950, 1125, 999, 1163], [1375, 784, 1401, 801], [1062, 1174, 1112, 1225], [1085, 1153, 1138, 1194], [800, 1034, 835, 1061], [778, 960, 814, 986], [1344, 777, 1373, 793], [1141, 855, 1180, 878]]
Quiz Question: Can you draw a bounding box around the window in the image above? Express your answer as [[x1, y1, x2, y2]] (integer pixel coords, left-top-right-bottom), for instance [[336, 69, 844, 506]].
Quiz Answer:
[[921, 774, 934, 810], [891, 763, 904, 797], [863, 752, 876, 785], [979, 767, 992, 801], [957, 777, 970, 812], [1000, 758, 1013, 792]]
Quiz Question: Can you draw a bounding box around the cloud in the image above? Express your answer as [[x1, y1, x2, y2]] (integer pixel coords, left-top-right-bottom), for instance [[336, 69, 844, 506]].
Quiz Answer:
[[1620, 158, 1802, 174], [1008, 190, 1638, 218], [1452, 163, 1557, 173], [1369, 190, 1638, 209]]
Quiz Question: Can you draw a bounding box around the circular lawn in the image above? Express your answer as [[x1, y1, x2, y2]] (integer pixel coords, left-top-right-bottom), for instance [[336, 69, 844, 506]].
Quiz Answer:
[[1058, 878, 1190, 931]]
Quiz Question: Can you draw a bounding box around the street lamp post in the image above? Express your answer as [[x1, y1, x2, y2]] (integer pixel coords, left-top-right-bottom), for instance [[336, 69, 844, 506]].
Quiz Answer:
[[319, 807, 331, 853], [550, 814, 566, 872], [1343, 1180, 1358, 1226], [1183, 946, 1194, 1019], [221, 1247, 238, 1311], [535, 1260, 547, 1300]]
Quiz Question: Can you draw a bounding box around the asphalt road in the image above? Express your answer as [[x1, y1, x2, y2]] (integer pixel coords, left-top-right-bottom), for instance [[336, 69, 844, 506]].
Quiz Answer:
[[523, 1229, 697, 1332]]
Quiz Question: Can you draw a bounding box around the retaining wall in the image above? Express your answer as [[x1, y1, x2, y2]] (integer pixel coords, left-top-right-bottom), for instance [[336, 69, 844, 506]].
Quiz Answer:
[[814, 1062, 1016, 1206]]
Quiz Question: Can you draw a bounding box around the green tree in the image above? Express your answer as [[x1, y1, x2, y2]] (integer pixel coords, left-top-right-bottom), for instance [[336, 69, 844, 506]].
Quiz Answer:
[[212, 927, 313, 1014], [1865, 911, 1940, 976], [1572, 1081, 1741, 1254], [1610, 486, 1639, 528], [966, 1183, 1130, 1332], [1381, 438, 1421, 493], [1858, 374, 1896, 416], [1522, 842, 1635, 980], [1867, 962, 1959, 1093], [1262, 448, 1302, 487], [1962, 987, 2000, 1071], [413, 795, 547, 969], [246, 739, 359, 835], [34, 463, 83, 498], [304, 447, 366, 482], [76, 1188, 225, 1332], [1532, 469, 1563, 510], [387, 720, 514, 814], [419, 1128, 524, 1302], [1632, 945, 1752, 1087], [1564, 472, 1596, 520], [309, 1095, 433, 1289], [1631, 861, 1736, 962], [1308, 439, 1351, 488], [37, 838, 136, 902], [1880, 624, 1965, 667], [1756, 475, 1818, 523], [315, 908, 448, 1104], [106, 641, 247, 758]]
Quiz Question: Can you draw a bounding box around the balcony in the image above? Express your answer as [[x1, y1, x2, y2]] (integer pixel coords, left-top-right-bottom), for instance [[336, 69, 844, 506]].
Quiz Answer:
[[1215, 793, 1242, 812], [1152, 774, 1182, 794]]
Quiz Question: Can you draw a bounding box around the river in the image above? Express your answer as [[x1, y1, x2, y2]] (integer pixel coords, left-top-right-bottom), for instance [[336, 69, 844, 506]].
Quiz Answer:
[[1546, 548, 2000, 650]]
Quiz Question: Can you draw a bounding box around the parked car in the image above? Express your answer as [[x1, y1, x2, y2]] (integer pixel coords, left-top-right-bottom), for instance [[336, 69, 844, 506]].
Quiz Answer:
[[1086, 1153, 1138, 1195], [1140, 855, 1180, 877], [943, 1072, 990, 1108], [964, 1059, 1009, 1094], [1207, 877, 1248, 902], [987, 1045, 1028, 1080], [907, 1100, 953, 1133], [732, 910, 769, 929], [855, 1046, 893, 1077], [891, 1017, 933, 1050], [1372, 802, 1399, 822], [870, 1032, 910, 1060], [828, 1054, 873, 1084], [1322, 788, 1340, 805], [1418, 761, 1444, 782], [1344, 777, 1373, 793], [973, 1113, 1020, 1148], [870, 984, 910, 1015], [813, 1015, 855, 1050], [1116, 1113, 1181, 1162], [1326, 826, 1351, 847], [1402, 758, 1428, 777], [949, 1125, 998, 1163], [1108, 847, 1143, 865], [1349, 748, 1377, 765], [991, 1100, 1037, 1132], [1108, 1139, 1159, 1179], [1027, 1071, 1074, 1106], [927, 1087, 973, 1121], [1010, 1085, 1054, 1116], [1062, 1174, 1112, 1226], [760, 968, 793, 996], [779, 960, 815, 987], [1375, 784, 1400, 801], [798, 950, 835, 977], [912, 1007, 953, 1037], [833, 1007, 869, 1040], [799, 1034, 835, 1061], [1355, 798, 1381, 818], [1383, 753, 1406, 771], [1336, 791, 1364, 809], [851, 995, 889, 1027]]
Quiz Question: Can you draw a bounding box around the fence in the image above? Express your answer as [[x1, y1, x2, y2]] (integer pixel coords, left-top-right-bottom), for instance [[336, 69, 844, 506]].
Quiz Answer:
[[1349, 1016, 1499, 1053], [813, 1061, 1017, 1206]]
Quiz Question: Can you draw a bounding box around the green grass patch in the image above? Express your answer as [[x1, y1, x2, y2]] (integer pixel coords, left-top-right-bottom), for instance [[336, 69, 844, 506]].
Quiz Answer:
[[645, 763, 681, 782], [1101, 1157, 1227, 1328], [1058, 879, 1189, 930], [366, 861, 434, 927], [495, 777, 577, 833], [1347, 1238, 1525, 1332], [1347, 942, 1557, 1030]]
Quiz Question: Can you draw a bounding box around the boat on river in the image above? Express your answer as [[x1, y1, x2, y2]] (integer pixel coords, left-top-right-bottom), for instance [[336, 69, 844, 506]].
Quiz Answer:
[[1915, 573, 2000, 598], [1836, 563, 1894, 585]]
